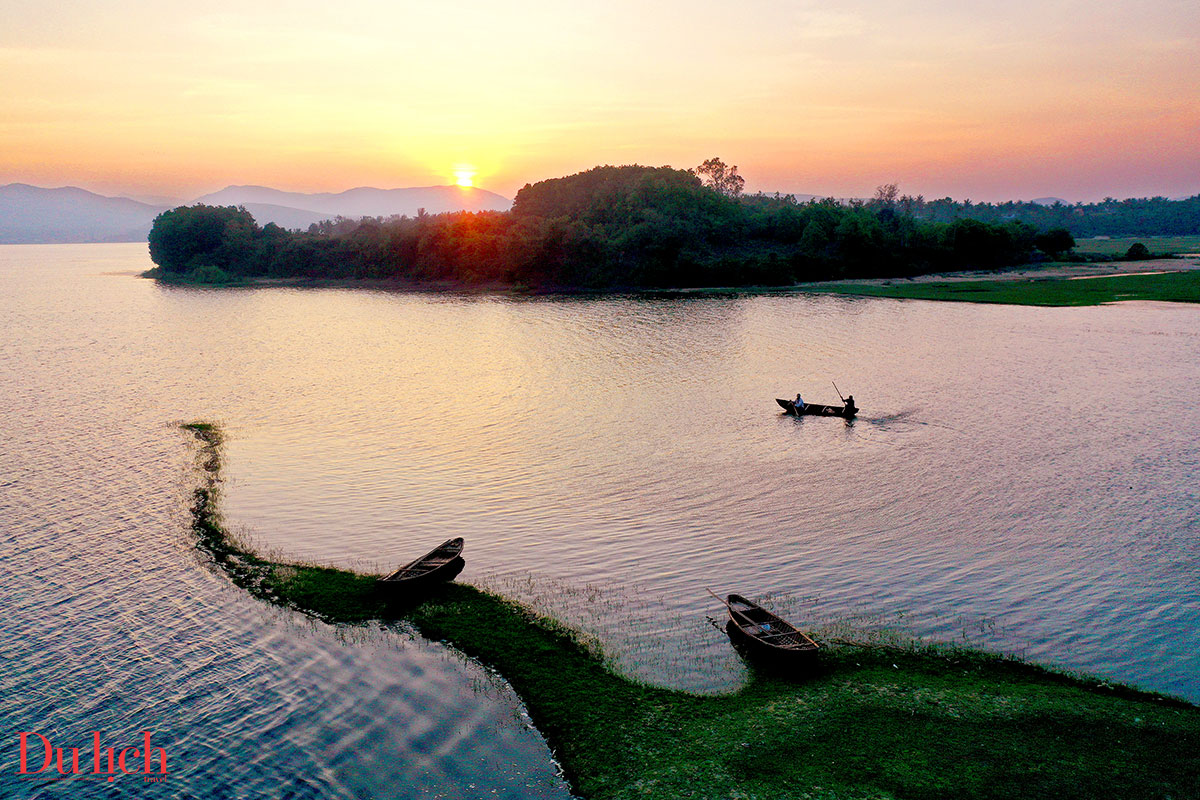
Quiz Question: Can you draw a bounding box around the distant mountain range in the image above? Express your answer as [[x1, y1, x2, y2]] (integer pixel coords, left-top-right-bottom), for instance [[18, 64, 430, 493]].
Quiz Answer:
[[0, 184, 166, 244], [195, 184, 512, 220], [4, 182, 1194, 245], [0, 183, 513, 244]]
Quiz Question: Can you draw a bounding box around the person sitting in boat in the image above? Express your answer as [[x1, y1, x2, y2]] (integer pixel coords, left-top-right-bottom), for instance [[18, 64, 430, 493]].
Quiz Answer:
[[844, 394, 857, 414], [794, 392, 804, 409]]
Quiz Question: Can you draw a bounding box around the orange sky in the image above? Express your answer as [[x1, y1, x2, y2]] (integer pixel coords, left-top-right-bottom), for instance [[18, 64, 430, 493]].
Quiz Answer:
[[2, 0, 1197, 202]]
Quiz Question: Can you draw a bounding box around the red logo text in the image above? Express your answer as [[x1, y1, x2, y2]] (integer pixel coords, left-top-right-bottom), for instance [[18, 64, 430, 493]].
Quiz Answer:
[[16, 731, 169, 782]]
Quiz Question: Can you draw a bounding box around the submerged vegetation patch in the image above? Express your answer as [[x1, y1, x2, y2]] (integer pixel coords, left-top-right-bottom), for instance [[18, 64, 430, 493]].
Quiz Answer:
[[180, 422, 1200, 800]]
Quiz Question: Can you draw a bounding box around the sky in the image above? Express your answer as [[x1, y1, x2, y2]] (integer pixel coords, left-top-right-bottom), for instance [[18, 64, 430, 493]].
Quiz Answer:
[[1, 0, 1197, 203]]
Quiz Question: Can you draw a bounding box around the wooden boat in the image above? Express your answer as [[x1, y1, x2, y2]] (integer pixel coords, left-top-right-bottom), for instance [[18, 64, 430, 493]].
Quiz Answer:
[[776, 398, 857, 418], [723, 593, 820, 665], [377, 537, 465, 597]]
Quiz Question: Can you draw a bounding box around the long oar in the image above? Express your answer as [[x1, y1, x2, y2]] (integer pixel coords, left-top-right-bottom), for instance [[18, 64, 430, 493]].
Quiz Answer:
[[706, 587, 730, 607], [706, 588, 734, 632], [832, 381, 846, 404]]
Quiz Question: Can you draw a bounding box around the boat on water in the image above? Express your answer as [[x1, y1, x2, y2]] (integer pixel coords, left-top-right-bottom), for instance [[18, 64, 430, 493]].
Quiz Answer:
[[377, 537, 465, 597], [776, 397, 857, 418], [723, 593, 820, 665]]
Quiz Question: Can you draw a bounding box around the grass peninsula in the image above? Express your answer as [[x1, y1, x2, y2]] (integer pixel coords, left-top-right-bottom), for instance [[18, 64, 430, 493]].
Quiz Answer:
[[180, 422, 1200, 800], [806, 265, 1200, 306]]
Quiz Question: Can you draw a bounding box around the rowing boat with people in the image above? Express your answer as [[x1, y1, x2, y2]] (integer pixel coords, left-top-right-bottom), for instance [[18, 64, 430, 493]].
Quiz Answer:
[[776, 398, 856, 418]]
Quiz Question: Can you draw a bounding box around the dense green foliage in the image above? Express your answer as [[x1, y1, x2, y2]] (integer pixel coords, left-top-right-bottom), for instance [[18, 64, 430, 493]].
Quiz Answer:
[[148, 204, 260, 272], [898, 193, 1200, 237], [809, 269, 1200, 306], [1125, 242, 1151, 260], [149, 165, 1049, 289], [182, 422, 1200, 800], [1034, 227, 1076, 258]]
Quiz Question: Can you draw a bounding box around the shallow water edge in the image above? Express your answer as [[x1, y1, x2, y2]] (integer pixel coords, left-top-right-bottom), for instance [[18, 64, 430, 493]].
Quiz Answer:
[[180, 422, 1200, 800]]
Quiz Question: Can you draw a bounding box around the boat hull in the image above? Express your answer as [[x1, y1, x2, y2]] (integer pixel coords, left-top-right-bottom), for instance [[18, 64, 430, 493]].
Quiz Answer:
[[725, 621, 820, 668], [776, 398, 856, 418], [377, 537, 465, 600], [378, 555, 465, 600], [725, 593, 820, 669]]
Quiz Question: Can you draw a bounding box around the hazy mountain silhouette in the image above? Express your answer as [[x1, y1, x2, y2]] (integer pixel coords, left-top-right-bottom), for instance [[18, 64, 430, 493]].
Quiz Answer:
[[195, 185, 513, 223], [236, 203, 331, 231], [0, 184, 165, 244], [0, 182, 513, 243]]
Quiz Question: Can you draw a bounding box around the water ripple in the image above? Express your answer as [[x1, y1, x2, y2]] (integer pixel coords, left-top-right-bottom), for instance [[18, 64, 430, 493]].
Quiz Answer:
[[2, 243, 1198, 797]]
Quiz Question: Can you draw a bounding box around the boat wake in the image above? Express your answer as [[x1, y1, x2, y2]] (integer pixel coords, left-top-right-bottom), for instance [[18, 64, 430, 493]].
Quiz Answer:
[[860, 407, 963, 434], [860, 408, 921, 426]]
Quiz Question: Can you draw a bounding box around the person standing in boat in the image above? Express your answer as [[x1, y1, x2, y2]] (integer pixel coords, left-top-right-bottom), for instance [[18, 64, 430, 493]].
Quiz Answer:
[[844, 394, 857, 415]]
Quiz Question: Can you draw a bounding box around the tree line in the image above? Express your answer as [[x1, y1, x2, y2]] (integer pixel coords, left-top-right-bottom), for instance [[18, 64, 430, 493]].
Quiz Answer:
[[878, 187, 1200, 238], [149, 162, 1087, 288]]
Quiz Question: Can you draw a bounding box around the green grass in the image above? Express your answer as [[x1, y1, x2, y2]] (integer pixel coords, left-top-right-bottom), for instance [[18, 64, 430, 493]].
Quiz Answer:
[[1073, 235, 1200, 257], [143, 265, 252, 286], [809, 269, 1200, 306], [180, 423, 1200, 800]]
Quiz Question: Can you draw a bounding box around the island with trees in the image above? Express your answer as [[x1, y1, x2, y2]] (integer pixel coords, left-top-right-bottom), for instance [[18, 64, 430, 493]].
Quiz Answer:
[[147, 161, 1080, 290]]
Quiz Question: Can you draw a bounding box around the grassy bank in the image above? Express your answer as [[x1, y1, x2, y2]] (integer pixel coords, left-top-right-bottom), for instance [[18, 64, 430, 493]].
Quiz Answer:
[[181, 422, 1200, 799], [1074, 235, 1200, 257], [143, 265, 255, 286], [808, 268, 1200, 306]]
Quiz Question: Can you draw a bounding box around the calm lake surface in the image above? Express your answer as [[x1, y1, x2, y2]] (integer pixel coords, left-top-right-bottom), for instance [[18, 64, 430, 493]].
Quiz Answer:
[[3, 243, 1198, 796]]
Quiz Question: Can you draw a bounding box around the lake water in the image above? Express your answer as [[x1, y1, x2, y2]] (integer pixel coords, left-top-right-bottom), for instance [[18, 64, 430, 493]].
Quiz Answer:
[[3, 243, 1198, 796]]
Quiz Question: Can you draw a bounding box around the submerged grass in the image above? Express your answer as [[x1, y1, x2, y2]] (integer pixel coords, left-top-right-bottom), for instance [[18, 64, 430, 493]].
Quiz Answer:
[[181, 423, 1200, 800], [809, 268, 1200, 306]]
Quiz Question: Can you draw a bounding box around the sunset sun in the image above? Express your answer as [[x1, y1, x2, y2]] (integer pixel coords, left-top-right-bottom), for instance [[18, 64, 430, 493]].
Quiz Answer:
[[453, 167, 476, 187], [4, 0, 1200, 795]]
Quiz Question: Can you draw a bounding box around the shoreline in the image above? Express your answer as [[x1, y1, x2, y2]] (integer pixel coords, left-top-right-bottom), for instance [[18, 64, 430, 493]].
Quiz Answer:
[[800, 257, 1200, 306], [144, 256, 1200, 306], [804, 256, 1200, 288], [180, 421, 1200, 799]]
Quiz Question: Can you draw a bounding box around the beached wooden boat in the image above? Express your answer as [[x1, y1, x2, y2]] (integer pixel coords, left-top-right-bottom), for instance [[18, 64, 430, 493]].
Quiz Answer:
[[724, 593, 820, 664], [377, 537, 465, 597], [776, 398, 857, 418]]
